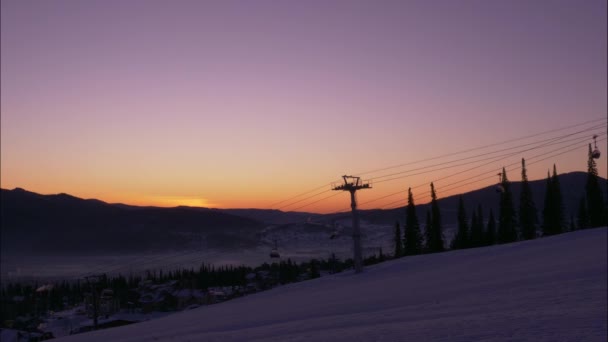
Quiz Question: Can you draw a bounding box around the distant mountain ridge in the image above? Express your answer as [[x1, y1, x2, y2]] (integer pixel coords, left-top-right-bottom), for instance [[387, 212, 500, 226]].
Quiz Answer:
[[1, 188, 265, 255], [1, 172, 605, 256]]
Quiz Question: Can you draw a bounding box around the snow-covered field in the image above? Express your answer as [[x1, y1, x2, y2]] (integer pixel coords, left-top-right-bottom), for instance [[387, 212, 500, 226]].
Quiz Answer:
[[58, 227, 607, 342]]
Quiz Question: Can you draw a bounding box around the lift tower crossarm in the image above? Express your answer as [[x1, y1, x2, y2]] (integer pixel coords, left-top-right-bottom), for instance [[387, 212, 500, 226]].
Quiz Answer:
[[332, 175, 372, 274]]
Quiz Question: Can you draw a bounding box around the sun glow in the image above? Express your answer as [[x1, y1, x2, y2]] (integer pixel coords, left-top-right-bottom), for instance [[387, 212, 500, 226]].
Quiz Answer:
[[148, 196, 215, 208]]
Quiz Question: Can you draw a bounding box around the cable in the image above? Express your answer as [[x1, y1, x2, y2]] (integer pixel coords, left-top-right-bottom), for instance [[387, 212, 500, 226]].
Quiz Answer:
[[358, 130, 604, 208], [370, 124, 605, 183], [269, 118, 605, 213], [379, 136, 607, 210], [355, 117, 605, 176]]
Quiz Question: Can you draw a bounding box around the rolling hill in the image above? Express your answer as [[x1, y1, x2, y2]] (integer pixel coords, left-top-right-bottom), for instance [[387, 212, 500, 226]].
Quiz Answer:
[[56, 227, 608, 342]]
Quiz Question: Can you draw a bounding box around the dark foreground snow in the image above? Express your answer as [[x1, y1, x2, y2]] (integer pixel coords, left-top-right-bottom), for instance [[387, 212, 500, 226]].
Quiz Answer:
[[58, 227, 607, 342]]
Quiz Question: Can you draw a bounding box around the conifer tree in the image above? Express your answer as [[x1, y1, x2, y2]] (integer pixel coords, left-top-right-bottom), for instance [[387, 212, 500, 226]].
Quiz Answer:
[[542, 171, 554, 235], [469, 204, 484, 247], [424, 210, 432, 253], [393, 221, 403, 258], [498, 168, 517, 243], [586, 144, 606, 227], [451, 196, 469, 249], [428, 183, 445, 252], [551, 164, 564, 234], [519, 158, 537, 240], [577, 197, 589, 230], [404, 188, 422, 255], [542, 165, 565, 235], [486, 209, 496, 245]]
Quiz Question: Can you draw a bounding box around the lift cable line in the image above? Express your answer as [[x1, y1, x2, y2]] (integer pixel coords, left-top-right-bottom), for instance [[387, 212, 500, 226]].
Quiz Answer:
[[370, 129, 605, 188], [276, 188, 333, 210], [358, 132, 603, 209], [332, 175, 371, 274], [288, 129, 605, 213], [267, 118, 605, 212], [379, 136, 607, 210], [355, 117, 606, 177], [268, 119, 605, 213], [369, 124, 605, 183], [269, 182, 335, 208], [383, 136, 607, 210]]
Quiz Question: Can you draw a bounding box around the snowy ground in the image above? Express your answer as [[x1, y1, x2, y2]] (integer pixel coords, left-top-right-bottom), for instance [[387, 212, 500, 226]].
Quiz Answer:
[[57, 227, 607, 342]]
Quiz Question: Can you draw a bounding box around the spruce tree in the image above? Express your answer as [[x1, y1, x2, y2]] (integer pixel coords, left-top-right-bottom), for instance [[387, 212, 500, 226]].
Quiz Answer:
[[577, 197, 589, 230], [393, 221, 403, 258], [404, 188, 422, 255], [586, 144, 606, 227], [542, 165, 565, 235], [451, 196, 469, 250], [428, 183, 445, 252], [519, 158, 537, 240], [424, 210, 432, 253], [497, 168, 517, 243], [486, 209, 496, 245], [551, 164, 564, 234], [469, 204, 484, 248], [542, 171, 554, 235]]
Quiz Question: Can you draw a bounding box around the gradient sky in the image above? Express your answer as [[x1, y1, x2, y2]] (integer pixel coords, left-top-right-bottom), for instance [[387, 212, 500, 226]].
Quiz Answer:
[[1, 0, 606, 213]]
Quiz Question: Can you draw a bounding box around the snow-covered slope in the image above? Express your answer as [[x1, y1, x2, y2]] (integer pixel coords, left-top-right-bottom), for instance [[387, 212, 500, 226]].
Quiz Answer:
[[59, 228, 607, 342]]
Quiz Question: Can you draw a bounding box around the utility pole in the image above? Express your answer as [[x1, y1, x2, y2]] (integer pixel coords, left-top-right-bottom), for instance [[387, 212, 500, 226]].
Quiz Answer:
[[332, 175, 371, 274], [85, 274, 103, 330]]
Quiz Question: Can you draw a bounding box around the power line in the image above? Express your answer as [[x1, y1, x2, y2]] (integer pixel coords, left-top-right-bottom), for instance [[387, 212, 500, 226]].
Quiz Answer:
[[356, 117, 605, 176], [370, 124, 605, 183], [357, 130, 604, 208], [268, 118, 605, 213], [379, 136, 607, 210]]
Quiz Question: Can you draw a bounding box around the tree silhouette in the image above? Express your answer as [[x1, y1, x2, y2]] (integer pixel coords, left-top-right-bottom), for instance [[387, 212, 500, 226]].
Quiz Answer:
[[469, 204, 485, 248], [497, 168, 517, 243], [424, 210, 432, 253], [543, 165, 564, 235], [486, 209, 496, 245], [427, 183, 445, 252], [586, 144, 606, 227], [451, 196, 469, 250], [393, 221, 403, 258], [519, 158, 537, 240], [404, 188, 422, 255], [577, 197, 589, 230]]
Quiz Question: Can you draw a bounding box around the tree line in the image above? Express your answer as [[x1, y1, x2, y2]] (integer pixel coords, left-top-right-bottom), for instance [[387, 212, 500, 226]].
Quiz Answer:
[[394, 147, 606, 256]]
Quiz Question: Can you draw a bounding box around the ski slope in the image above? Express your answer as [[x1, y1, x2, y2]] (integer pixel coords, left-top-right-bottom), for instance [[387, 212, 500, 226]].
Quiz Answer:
[[58, 227, 607, 342]]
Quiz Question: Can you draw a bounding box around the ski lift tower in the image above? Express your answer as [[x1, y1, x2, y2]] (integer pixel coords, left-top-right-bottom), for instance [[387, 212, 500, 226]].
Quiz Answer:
[[332, 175, 371, 274]]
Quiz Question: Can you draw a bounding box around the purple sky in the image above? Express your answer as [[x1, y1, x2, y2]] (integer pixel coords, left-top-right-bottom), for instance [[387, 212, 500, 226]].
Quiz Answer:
[[1, 0, 606, 212]]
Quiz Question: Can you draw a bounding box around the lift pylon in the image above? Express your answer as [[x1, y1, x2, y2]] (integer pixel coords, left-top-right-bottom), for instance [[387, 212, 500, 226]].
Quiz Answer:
[[332, 175, 371, 274]]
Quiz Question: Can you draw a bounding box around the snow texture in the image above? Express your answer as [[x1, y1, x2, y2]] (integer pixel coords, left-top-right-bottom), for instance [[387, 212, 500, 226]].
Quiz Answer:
[[57, 227, 607, 342]]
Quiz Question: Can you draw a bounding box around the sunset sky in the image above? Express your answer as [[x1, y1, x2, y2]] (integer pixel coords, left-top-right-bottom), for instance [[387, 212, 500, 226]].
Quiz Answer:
[[1, 0, 606, 213]]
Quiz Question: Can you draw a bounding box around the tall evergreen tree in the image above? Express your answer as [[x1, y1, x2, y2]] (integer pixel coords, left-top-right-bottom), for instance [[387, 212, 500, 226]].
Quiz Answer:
[[424, 210, 432, 253], [393, 221, 403, 258], [586, 143, 606, 227], [486, 209, 496, 245], [519, 158, 537, 240], [543, 165, 565, 235], [451, 196, 469, 250], [427, 183, 445, 252], [404, 188, 422, 255], [497, 168, 517, 243], [551, 164, 564, 234], [577, 197, 589, 230], [542, 170, 554, 235], [469, 204, 484, 247]]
